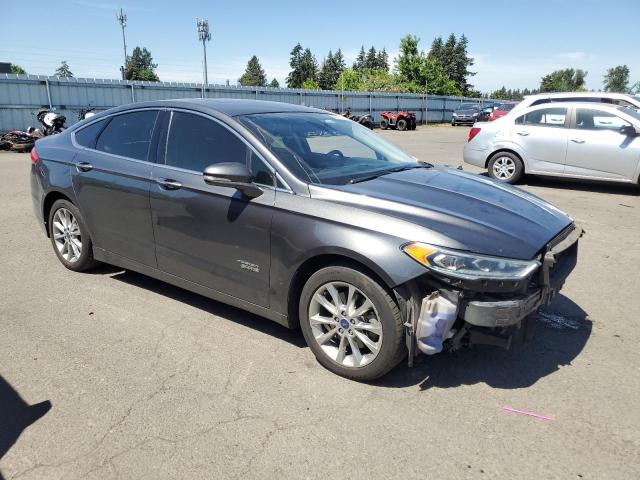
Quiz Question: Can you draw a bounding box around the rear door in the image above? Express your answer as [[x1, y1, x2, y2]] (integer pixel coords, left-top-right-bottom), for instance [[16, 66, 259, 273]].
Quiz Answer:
[[149, 110, 276, 307], [511, 107, 569, 174], [71, 110, 160, 266], [564, 107, 640, 180]]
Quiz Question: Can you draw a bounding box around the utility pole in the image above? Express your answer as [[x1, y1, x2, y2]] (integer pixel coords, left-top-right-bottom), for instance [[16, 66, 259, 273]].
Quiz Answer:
[[197, 18, 211, 94], [424, 79, 428, 125], [116, 8, 127, 80]]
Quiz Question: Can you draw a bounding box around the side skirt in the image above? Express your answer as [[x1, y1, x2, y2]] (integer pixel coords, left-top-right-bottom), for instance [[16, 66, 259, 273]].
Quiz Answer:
[[93, 247, 291, 328]]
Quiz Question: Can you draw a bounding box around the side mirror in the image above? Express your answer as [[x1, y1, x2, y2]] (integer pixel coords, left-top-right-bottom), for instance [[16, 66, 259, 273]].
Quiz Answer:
[[203, 162, 263, 198], [619, 125, 638, 137]]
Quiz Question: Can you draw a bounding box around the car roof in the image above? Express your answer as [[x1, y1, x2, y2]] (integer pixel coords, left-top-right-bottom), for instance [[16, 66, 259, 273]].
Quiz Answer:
[[99, 98, 324, 118], [523, 91, 633, 100], [525, 101, 629, 111]]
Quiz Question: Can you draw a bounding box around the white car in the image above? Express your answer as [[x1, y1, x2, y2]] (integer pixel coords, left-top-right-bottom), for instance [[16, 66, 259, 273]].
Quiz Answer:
[[463, 102, 640, 184], [510, 92, 640, 116]]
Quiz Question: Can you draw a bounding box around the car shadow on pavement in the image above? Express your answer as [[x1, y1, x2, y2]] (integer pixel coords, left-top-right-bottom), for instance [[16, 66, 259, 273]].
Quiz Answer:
[[107, 268, 307, 348], [521, 176, 640, 195], [0, 376, 51, 466], [374, 294, 591, 390]]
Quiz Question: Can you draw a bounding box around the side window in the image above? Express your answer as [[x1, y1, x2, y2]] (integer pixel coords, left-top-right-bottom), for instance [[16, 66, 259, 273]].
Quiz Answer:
[[575, 109, 630, 131], [95, 111, 158, 161], [248, 149, 274, 186], [165, 112, 247, 172], [74, 119, 108, 148], [518, 107, 567, 127]]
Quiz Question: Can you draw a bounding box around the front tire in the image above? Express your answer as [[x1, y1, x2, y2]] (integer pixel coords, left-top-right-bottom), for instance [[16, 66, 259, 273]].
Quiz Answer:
[[397, 119, 408, 131], [48, 199, 100, 271], [299, 266, 405, 381], [487, 152, 524, 184], [380, 119, 389, 130]]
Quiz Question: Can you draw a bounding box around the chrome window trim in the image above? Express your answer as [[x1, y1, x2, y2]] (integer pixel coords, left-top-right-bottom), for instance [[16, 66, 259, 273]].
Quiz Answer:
[[164, 108, 293, 193]]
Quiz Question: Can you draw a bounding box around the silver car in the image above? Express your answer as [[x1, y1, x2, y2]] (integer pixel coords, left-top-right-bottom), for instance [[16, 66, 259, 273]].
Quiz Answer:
[[464, 102, 640, 184]]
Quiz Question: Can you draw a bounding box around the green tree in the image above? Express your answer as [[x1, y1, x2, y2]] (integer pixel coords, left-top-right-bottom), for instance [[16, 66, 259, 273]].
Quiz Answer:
[[54, 60, 73, 78], [299, 48, 318, 83], [124, 47, 159, 81], [603, 65, 630, 93], [376, 48, 389, 72], [286, 43, 304, 88], [10, 64, 26, 74], [269, 78, 280, 88], [428, 34, 475, 94], [318, 49, 346, 90], [490, 86, 509, 99], [353, 46, 366, 70], [395, 35, 423, 84], [364, 47, 378, 69], [540, 68, 587, 92], [302, 78, 320, 90], [239, 55, 267, 87], [335, 68, 363, 91]]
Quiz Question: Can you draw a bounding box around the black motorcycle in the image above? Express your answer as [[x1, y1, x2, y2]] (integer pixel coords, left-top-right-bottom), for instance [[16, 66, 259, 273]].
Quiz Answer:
[[340, 108, 374, 130], [35, 108, 66, 136]]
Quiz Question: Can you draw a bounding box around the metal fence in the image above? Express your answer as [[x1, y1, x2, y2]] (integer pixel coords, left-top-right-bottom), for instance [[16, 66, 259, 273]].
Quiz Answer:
[[0, 74, 492, 131]]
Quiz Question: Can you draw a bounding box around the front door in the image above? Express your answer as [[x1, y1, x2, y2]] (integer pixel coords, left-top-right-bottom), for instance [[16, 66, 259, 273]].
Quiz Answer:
[[564, 107, 640, 180], [71, 110, 159, 267], [150, 110, 276, 307]]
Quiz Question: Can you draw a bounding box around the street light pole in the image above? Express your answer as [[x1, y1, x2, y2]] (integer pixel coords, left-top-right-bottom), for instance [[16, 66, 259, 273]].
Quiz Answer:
[[116, 8, 128, 80], [197, 19, 212, 95]]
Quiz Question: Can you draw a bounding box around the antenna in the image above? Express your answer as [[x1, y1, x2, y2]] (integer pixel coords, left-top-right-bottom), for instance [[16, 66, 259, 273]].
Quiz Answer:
[[196, 18, 212, 89], [116, 8, 128, 80]]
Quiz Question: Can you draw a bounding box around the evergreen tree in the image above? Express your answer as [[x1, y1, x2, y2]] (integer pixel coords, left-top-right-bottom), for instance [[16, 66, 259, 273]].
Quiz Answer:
[[376, 48, 389, 72], [10, 64, 27, 74], [452, 34, 475, 94], [299, 48, 318, 84], [365, 47, 378, 69], [319, 51, 341, 90], [124, 47, 159, 81], [269, 78, 280, 88], [239, 55, 267, 87], [286, 43, 304, 88], [54, 61, 73, 78], [603, 65, 630, 93], [427, 37, 444, 64], [353, 46, 366, 70]]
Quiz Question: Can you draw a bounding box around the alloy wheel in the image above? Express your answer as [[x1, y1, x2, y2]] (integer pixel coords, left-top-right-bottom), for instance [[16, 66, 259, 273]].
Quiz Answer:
[[52, 208, 82, 263], [308, 281, 383, 368], [492, 156, 516, 180]]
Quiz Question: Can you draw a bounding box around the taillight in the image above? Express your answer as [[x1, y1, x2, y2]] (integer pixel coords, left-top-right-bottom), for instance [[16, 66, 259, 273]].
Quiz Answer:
[[468, 127, 481, 142], [30, 147, 40, 164]]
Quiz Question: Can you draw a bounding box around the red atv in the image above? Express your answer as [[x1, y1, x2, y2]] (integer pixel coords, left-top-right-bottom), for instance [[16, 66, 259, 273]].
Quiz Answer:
[[380, 111, 416, 131]]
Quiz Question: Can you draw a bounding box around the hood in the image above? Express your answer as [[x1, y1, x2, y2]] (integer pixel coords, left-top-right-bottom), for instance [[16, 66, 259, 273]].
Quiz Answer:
[[310, 167, 572, 260]]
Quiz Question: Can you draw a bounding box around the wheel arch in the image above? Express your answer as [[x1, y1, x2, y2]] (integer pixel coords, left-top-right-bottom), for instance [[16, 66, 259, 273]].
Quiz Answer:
[[286, 252, 396, 329], [42, 190, 73, 237], [485, 148, 525, 171]]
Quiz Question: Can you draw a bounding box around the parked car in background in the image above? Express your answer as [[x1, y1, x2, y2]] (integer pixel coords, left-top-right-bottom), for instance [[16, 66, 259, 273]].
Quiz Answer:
[[451, 103, 482, 126], [510, 92, 640, 116], [464, 102, 640, 184], [488, 102, 518, 121], [477, 103, 498, 122], [30, 98, 581, 380]]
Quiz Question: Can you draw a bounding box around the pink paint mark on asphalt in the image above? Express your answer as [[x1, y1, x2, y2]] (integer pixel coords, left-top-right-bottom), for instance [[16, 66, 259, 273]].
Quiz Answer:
[[503, 406, 555, 421]]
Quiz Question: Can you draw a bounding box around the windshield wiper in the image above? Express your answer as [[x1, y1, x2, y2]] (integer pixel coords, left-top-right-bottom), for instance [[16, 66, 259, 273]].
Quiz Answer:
[[348, 162, 432, 184]]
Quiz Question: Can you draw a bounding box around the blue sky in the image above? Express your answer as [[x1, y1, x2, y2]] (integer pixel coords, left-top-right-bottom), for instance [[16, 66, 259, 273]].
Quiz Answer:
[[2, 0, 639, 92]]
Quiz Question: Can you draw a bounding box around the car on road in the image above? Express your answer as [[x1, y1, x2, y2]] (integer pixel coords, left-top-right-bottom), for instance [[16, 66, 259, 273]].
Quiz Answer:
[[451, 103, 482, 126], [30, 99, 581, 380], [464, 102, 640, 184], [509, 92, 640, 116], [488, 102, 518, 121]]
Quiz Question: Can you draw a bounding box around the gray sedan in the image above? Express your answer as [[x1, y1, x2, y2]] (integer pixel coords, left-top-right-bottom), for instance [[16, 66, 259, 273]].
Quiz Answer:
[[30, 99, 580, 380], [464, 102, 640, 184]]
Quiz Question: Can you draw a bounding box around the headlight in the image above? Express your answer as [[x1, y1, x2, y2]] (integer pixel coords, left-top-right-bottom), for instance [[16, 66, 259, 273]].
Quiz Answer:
[[452, 113, 458, 117], [402, 242, 540, 281]]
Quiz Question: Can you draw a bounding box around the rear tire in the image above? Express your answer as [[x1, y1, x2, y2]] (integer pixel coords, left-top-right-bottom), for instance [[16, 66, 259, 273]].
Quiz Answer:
[[487, 152, 524, 184], [48, 199, 100, 272], [397, 119, 408, 131], [380, 119, 389, 130], [299, 266, 405, 381]]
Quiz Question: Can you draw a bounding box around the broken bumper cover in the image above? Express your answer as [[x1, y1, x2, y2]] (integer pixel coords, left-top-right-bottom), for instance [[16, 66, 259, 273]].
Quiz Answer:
[[460, 290, 543, 328]]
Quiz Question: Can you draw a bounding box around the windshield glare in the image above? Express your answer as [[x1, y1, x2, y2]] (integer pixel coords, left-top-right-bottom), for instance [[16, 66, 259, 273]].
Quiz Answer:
[[238, 112, 419, 185]]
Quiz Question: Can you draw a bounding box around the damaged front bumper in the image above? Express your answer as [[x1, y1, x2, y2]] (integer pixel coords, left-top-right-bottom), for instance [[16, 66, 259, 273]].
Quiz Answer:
[[396, 224, 583, 366]]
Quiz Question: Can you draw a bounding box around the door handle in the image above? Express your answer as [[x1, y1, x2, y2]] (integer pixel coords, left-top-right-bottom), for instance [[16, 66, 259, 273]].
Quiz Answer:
[[157, 178, 182, 190], [75, 161, 93, 172], [516, 131, 530, 136], [571, 138, 585, 144]]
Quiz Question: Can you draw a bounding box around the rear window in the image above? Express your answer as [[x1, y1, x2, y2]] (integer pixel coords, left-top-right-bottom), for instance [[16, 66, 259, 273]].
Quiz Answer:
[[497, 103, 516, 111], [515, 107, 567, 127], [95, 110, 158, 161], [74, 119, 108, 148]]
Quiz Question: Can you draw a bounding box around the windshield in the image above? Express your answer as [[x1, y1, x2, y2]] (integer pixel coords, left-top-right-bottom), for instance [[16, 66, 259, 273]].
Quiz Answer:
[[237, 112, 420, 185], [619, 106, 640, 122], [458, 103, 479, 110], [497, 103, 517, 111]]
